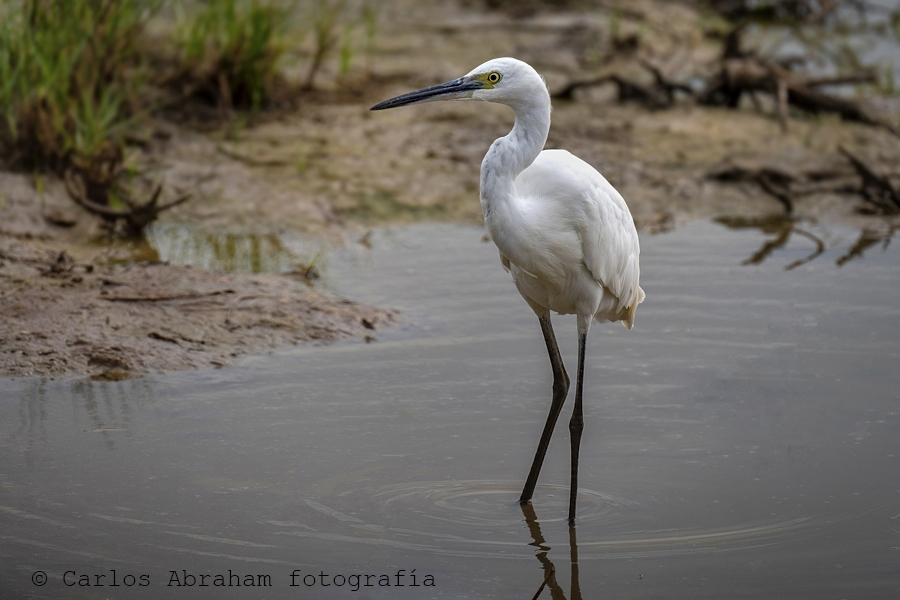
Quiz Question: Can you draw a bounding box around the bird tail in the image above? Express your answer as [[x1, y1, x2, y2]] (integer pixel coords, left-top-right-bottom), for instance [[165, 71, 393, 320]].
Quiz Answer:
[[620, 286, 645, 330]]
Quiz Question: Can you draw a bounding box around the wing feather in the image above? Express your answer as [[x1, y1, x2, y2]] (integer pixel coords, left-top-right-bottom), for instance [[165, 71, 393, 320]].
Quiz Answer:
[[518, 149, 644, 321]]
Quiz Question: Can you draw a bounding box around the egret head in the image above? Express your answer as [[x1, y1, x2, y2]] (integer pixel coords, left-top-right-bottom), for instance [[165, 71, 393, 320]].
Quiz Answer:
[[370, 57, 548, 112]]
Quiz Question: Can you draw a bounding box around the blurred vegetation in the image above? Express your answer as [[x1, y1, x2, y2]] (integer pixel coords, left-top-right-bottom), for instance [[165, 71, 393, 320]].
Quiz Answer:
[[174, 0, 294, 109], [0, 0, 160, 182], [172, 0, 379, 108], [0, 0, 380, 233], [305, 0, 380, 90]]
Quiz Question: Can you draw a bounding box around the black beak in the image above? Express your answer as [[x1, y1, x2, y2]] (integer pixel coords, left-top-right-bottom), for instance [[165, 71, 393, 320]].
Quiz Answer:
[[370, 77, 483, 110]]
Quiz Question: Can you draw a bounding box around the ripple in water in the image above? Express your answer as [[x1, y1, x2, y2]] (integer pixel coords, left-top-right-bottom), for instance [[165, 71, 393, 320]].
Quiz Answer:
[[284, 480, 815, 560], [376, 480, 634, 527]]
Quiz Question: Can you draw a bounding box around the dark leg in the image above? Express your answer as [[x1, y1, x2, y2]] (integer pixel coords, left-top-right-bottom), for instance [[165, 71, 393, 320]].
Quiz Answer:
[[567, 331, 587, 524], [519, 315, 570, 504]]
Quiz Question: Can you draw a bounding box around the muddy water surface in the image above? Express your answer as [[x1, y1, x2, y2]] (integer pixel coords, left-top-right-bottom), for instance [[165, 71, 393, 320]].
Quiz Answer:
[[2, 221, 899, 598]]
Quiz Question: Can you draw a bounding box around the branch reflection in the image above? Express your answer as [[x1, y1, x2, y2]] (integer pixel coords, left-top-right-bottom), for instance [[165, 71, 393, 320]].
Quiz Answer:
[[837, 226, 898, 266], [714, 216, 897, 269]]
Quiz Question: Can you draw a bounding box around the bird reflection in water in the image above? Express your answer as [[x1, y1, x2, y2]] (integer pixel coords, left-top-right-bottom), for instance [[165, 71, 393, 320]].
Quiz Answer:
[[522, 503, 582, 600]]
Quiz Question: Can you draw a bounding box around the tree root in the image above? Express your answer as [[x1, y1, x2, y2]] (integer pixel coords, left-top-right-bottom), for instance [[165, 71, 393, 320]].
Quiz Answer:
[[64, 170, 191, 236], [697, 56, 893, 135], [708, 150, 900, 216], [554, 11, 894, 136], [838, 146, 900, 213]]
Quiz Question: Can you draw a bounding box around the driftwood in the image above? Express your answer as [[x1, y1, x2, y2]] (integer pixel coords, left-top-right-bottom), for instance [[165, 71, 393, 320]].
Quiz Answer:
[[698, 15, 896, 134], [698, 57, 892, 134], [707, 162, 804, 213], [555, 11, 894, 136], [838, 146, 900, 213], [754, 172, 795, 213], [553, 60, 693, 108], [708, 148, 900, 215], [554, 53, 888, 135], [555, 74, 663, 106], [639, 58, 695, 104], [65, 170, 190, 236]]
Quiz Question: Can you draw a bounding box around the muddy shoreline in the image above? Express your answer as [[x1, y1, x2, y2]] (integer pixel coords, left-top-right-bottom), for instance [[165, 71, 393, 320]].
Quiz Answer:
[[2, 0, 898, 379], [0, 235, 395, 379]]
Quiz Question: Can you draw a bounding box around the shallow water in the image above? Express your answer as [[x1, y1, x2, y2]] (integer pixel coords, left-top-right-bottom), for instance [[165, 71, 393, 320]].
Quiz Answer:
[[2, 221, 899, 599], [144, 224, 323, 274]]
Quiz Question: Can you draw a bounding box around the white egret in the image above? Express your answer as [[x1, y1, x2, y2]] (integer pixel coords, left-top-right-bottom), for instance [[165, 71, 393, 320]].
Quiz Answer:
[[371, 57, 644, 523]]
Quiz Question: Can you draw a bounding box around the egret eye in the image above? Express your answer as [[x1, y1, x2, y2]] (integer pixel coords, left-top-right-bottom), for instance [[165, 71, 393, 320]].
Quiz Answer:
[[487, 71, 502, 84]]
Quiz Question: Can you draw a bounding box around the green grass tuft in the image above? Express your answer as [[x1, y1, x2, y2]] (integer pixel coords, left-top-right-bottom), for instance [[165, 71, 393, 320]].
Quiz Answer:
[[0, 0, 160, 182], [0, 0, 382, 233], [175, 0, 295, 109]]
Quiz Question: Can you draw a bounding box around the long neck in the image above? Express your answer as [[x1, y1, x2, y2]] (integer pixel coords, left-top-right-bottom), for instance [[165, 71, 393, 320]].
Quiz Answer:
[[480, 97, 551, 223]]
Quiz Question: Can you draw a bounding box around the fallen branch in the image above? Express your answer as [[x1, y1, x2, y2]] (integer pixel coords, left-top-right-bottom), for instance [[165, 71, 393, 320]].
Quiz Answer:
[[65, 170, 191, 236], [148, 331, 180, 344], [710, 149, 900, 217], [554, 61, 692, 109], [756, 172, 794, 213], [804, 73, 878, 88], [638, 58, 694, 104], [698, 56, 897, 136], [707, 162, 798, 184], [555, 73, 672, 107], [790, 176, 860, 196], [707, 161, 799, 213], [838, 146, 900, 213]]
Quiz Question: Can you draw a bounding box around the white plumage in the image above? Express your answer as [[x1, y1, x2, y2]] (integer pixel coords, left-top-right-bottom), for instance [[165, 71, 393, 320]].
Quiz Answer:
[[499, 148, 644, 327], [372, 57, 644, 523]]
